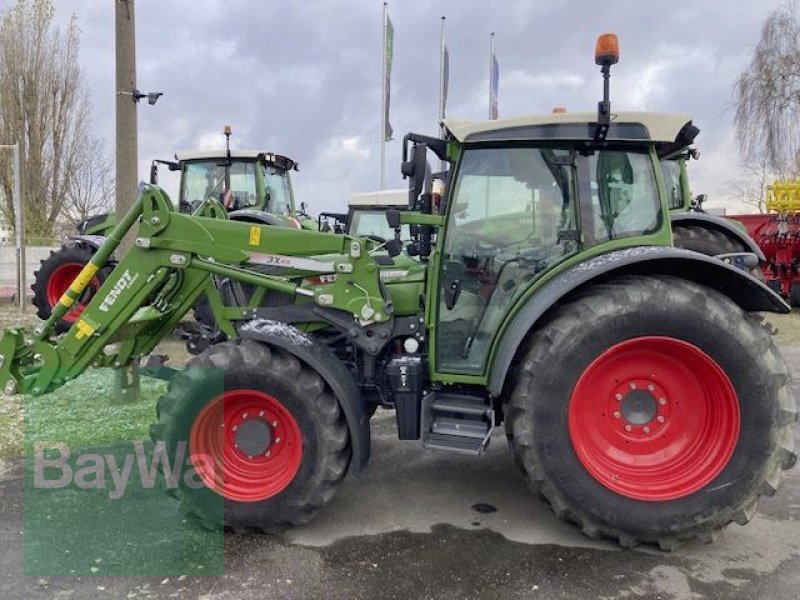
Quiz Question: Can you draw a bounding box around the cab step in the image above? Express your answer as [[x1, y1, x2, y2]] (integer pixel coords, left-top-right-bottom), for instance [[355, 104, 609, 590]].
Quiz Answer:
[[422, 392, 494, 456]]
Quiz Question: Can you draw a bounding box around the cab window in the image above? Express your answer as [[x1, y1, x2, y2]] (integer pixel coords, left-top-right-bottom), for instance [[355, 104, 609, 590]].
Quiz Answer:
[[263, 165, 292, 216], [437, 146, 578, 374], [587, 150, 661, 243], [228, 162, 258, 209], [661, 159, 684, 210]]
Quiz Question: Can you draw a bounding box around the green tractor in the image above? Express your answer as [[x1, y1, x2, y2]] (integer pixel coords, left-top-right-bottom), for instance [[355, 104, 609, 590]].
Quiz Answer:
[[320, 189, 411, 238], [31, 128, 315, 333], [661, 150, 765, 269], [1, 35, 795, 549]]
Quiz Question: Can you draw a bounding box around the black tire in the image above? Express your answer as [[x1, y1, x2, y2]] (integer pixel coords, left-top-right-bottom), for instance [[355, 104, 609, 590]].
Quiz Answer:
[[505, 275, 796, 549], [150, 339, 351, 532], [31, 243, 111, 333], [671, 224, 743, 255], [790, 282, 800, 307]]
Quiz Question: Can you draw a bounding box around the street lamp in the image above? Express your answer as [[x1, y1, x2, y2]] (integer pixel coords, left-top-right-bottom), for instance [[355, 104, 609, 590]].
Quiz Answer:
[[0, 143, 24, 311]]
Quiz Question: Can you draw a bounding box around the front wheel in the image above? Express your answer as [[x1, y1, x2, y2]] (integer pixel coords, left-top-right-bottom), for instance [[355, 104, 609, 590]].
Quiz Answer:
[[150, 339, 351, 531], [31, 244, 110, 333], [506, 275, 796, 548]]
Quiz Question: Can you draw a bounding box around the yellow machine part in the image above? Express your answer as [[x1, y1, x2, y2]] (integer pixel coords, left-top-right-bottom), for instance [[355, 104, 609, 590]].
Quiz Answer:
[[766, 180, 800, 213]]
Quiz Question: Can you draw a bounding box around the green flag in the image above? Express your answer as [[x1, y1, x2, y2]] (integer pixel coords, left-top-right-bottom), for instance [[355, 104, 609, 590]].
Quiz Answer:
[[384, 15, 394, 141]]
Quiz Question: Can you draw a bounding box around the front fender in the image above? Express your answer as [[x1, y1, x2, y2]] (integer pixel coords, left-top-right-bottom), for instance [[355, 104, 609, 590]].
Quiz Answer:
[[229, 209, 300, 229], [488, 246, 788, 397], [68, 234, 108, 251], [236, 319, 370, 475], [671, 212, 766, 262]]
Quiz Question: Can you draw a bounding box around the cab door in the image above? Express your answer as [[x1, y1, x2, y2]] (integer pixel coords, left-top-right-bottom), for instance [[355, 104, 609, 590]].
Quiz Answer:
[[435, 146, 579, 375]]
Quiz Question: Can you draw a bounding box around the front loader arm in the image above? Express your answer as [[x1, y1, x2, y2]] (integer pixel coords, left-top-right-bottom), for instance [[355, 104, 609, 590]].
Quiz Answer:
[[0, 185, 389, 397]]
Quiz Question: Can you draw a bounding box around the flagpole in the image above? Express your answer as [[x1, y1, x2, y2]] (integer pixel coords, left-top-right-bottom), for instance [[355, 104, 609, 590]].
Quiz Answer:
[[380, 2, 387, 189], [438, 15, 446, 171], [489, 32, 496, 119]]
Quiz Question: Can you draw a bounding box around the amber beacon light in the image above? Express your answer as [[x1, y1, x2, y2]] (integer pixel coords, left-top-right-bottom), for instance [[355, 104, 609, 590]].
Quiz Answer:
[[595, 33, 619, 66]]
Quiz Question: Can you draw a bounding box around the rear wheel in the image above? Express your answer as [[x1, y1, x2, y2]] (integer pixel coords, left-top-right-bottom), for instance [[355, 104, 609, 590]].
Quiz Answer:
[[506, 275, 796, 548], [31, 244, 109, 333], [150, 339, 351, 531]]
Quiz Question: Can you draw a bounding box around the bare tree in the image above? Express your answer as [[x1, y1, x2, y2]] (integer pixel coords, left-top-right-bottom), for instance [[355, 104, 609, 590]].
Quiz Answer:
[[0, 0, 91, 240], [63, 137, 114, 225], [734, 2, 800, 178], [724, 154, 774, 213]]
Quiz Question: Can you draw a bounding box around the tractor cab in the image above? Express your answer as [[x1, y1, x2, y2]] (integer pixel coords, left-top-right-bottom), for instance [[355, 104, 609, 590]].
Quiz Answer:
[[174, 150, 300, 225], [427, 111, 698, 374]]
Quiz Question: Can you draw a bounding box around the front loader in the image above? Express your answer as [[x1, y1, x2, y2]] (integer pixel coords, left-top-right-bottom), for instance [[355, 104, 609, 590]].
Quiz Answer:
[[1, 34, 796, 549]]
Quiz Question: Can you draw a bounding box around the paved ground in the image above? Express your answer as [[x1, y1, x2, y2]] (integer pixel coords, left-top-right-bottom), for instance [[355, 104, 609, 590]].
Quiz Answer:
[[0, 346, 798, 599]]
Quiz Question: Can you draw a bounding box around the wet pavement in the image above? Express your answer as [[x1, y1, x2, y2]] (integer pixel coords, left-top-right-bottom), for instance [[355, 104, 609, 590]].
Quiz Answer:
[[0, 346, 799, 599]]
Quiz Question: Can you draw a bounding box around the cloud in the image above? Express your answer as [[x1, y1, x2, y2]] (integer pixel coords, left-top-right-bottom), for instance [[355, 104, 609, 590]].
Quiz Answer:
[[51, 0, 786, 215]]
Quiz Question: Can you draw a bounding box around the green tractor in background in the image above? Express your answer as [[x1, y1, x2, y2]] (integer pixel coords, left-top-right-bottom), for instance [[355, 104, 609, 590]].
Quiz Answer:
[[31, 127, 315, 333], [1, 35, 795, 549], [661, 150, 765, 268], [320, 189, 410, 239]]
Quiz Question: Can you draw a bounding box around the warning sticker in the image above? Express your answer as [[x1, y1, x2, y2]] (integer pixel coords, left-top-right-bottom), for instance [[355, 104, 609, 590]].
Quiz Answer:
[[249, 226, 261, 246], [74, 319, 96, 340]]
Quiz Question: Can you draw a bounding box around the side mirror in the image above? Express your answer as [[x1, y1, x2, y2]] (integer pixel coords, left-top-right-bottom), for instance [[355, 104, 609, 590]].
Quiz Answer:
[[385, 238, 403, 257], [149, 162, 158, 185], [385, 209, 402, 257], [402, 143, 428, 209], [385, 209, 401, 229], [693, 193, 707, 210]]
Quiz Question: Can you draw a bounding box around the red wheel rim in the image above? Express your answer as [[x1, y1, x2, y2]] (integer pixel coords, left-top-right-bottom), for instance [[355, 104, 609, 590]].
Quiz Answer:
[[189, 389, 303, 502], [45, 262, 100, 323], [568, 336, 740, 501]]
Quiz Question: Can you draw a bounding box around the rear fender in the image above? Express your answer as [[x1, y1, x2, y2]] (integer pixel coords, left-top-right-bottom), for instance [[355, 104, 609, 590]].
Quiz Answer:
[[68, 234, 108, 252], [488, 246, 788, 397], [671, 212, 766, 262], [229, 210, 300, 229]]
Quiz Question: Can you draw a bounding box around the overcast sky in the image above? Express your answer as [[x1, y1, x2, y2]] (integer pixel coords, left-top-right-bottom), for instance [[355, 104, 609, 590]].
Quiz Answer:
[[44, 0, 785, 213]]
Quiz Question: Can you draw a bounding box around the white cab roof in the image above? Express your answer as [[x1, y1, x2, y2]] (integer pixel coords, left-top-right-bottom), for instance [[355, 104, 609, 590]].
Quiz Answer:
[[443, 111, 693, 144], [348, 189, 407, 207]]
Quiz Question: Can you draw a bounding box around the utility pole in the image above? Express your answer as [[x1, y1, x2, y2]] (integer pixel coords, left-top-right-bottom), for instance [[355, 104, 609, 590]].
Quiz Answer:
[[114, 0, 140, 404], [115, 0, 138, 256]]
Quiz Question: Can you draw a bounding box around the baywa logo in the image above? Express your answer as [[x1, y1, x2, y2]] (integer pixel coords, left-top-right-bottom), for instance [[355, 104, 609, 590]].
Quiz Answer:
[[99, 269, 140, 312], [33, 441, 213, 500]]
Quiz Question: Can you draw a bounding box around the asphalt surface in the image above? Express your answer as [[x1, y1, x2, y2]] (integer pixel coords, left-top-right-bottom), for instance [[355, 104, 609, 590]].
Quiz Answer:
[[1, 346, 799, 600]]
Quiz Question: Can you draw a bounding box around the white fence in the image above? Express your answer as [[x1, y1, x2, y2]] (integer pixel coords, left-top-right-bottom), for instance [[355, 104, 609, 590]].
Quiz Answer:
[[0, 245, 58, 299]]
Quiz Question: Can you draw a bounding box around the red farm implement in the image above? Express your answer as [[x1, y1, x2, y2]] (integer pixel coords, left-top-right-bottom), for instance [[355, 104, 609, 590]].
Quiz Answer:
[[730, 181, 800, 306]]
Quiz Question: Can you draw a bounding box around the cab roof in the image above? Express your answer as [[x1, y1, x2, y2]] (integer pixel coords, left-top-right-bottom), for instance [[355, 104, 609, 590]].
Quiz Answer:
[[348, 189, 407, 208], [174, 149, 297, 169], [442, 111, 694, 148]]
